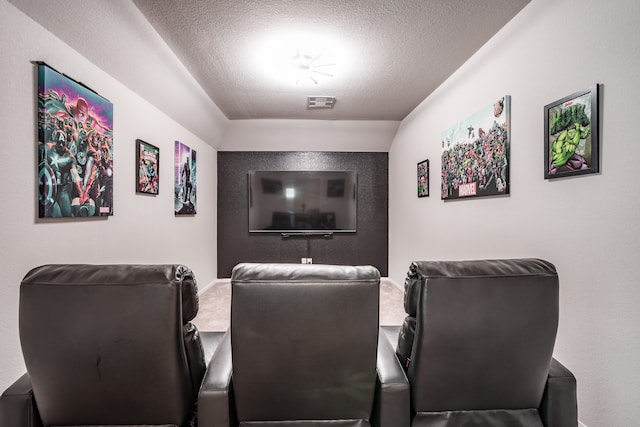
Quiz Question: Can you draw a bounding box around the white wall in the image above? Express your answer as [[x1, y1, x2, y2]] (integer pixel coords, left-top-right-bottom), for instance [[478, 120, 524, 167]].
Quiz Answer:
[[0, 1, 221, 392], [388, 0, 640, 425], [221, 119, 398, 151], [6, 0, 228, 148]]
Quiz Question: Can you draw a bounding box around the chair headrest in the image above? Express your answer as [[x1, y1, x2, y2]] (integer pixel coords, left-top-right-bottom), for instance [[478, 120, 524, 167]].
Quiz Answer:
[[404, 258, 556, 316], [21, 264, 199, 322], [231, 262, 380, 283]]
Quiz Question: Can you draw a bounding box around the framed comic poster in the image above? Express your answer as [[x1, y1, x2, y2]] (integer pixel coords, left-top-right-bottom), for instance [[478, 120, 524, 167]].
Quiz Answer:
[[174, 141, 197, 215], [441, 96, 510, 200], [418, 159, 429, 197], [136, 139, 159, 194], [544, 85, 599, 179], [37, 62, 114, 217]]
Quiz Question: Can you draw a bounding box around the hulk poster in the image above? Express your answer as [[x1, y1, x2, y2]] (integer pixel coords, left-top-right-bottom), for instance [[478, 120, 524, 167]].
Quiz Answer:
[[544, 85, 599, 179]]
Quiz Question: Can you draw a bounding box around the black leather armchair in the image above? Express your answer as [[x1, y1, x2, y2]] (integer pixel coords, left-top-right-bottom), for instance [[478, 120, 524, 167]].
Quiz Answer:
[[394, 259, 578, 427], [198, 263, 410, 427], [0, 264, 224, 427]]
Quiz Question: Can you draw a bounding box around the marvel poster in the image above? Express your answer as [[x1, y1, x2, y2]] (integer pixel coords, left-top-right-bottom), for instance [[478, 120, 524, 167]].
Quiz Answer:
[[441, 96, 510, 200], [544, 85, 599, 179], [37, 63, 114, 217], [174, 141, 197, 215], [136, 139, 159, 194]]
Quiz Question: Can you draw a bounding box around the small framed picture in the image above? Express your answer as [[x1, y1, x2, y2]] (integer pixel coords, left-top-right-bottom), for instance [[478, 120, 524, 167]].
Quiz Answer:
[[544, 85, 599, 179], [136, 139, 159, 194], [418, 159, 429, 197]]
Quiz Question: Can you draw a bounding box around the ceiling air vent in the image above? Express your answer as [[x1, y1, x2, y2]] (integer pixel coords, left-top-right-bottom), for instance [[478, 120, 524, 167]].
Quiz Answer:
[[307, 96, 336, 109]]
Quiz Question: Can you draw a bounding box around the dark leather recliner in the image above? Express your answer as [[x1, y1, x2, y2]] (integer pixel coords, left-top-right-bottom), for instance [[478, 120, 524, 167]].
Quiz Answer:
[[199, 263, 410, 427], [0, 264, 224, 427], [393, 259, 578, 427]]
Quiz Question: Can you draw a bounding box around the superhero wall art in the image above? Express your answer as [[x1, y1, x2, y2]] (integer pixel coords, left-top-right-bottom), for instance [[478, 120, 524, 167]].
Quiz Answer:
[[37, 63, 114, 217], [174, 141, 196, 215], [441, 96, 510, 200], [136, 139, 159, 195], [544, 85, 599, 179]]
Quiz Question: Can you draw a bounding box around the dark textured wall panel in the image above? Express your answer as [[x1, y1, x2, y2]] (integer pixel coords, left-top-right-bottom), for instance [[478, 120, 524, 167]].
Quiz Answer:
[[217, 152, 388, 277]]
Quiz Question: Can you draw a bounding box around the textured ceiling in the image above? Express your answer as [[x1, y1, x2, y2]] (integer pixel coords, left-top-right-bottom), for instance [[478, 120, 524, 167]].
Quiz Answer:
[[11, 0, 530, 123], [131, 0, 531, 120]]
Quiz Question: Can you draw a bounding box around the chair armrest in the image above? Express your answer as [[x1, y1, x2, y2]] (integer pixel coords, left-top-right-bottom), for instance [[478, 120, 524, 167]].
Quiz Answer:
[[372, 328, 410, 427], [539, 358, 578, 427], [198, 330, 236, 427], [200, 330, 227, 365], [0, 373, 43, 427]]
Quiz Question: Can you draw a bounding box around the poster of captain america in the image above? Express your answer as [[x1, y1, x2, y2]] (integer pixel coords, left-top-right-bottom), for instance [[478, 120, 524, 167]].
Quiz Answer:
[[37, 63, 114, 217], [174, 141, 197, 215]]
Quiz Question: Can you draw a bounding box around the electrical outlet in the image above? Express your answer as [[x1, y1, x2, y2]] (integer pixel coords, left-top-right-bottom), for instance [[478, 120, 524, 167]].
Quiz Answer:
[[307, 258, 312, 264], [301, 258, 307, 264]]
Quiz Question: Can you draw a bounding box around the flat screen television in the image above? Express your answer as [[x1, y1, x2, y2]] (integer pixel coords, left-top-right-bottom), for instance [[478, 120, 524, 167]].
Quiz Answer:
[[248, 170, 357, 233]]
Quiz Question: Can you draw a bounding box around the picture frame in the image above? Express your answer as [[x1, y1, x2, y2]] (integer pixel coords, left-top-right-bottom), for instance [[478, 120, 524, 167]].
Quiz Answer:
[[544, 84, 599, 179], [441, 96, 510, 200], [174, 140, 197, 215], [136, 139, 159, 195], [417, 159, 429, 197], [37, 62, 114, 218]]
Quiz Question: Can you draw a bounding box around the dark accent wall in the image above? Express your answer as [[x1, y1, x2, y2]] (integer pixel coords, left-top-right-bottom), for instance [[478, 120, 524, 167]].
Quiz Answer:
[[217, 151, 388, 277]]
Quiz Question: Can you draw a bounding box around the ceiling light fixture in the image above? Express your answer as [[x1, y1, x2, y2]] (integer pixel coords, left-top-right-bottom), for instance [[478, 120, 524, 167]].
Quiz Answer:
[[251, 31, 348, 87], [292, 50, 335, 85]]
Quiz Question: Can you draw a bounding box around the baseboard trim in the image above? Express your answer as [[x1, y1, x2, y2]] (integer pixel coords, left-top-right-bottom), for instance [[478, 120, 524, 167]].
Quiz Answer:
[[198, 279, 226, 295]]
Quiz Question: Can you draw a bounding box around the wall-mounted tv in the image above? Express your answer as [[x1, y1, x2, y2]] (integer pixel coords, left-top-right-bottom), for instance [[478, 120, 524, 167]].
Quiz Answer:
[[248, 170, 357, 233]]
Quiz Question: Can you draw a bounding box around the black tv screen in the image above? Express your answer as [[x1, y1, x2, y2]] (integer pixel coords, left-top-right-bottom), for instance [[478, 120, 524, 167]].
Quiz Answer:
[[248, 170, 357, 233]]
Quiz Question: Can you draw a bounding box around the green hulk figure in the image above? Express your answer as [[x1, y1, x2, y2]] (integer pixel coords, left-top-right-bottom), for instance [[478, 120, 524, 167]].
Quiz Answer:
[[549, 122, 591, 175]]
